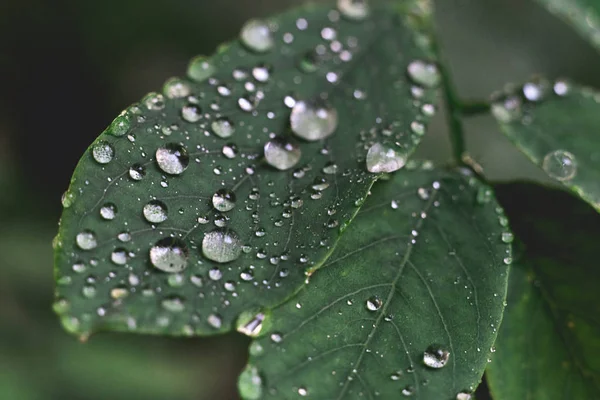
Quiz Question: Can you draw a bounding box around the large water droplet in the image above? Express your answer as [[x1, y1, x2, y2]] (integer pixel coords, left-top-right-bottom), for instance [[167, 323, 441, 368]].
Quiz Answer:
[[212, 117, 235, 138], [181, 104, 202, 123], [156, 144, 189, 175], [213, 188, 236, 212], [238, 365, 263, 400], [423, 345, 450, 369], [76, 230, 97, 250], [290, 100, 338, 141], [542, 150, 577, 181], [129, 164, 146, 181], [337, 0, 370, 20], [164, 78, 191, 99], [407, 60, 440, 88], [150, 238, 189, 273], [92, 141, 115, 164], [240, 20, 274, 53], [143, 200, 168, 224], [202, 229, 243, 263], [366, 143, 406, 173], [236, 311, 266, 337], [264, 136, 302, 171]]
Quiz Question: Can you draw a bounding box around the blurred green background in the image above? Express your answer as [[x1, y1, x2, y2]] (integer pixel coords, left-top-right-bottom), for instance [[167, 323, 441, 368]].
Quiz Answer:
[[1, 0, 600, 398]]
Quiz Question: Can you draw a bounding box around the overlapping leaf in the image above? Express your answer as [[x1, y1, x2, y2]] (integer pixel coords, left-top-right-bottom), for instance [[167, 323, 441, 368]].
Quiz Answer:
[[488, 183, 600, 399], [491, 80, 600, 212], [240, 167, 511, 399], [533, 0, 600, 52], [53, 0, 441, 337]]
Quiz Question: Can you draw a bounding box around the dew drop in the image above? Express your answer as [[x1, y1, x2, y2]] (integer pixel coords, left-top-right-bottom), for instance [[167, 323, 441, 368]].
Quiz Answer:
[[542, 150, 577, 181], [111, 248, 128, 265], [401, 386, 414, 396], [188, 56, 215, 82], [202, 229, 243, 263], [456, 392, 472, 400], [143, 200, 168, 224], [264, 136, 302, 171], [209, 267, 223, 281], [212, 117, 235, 138], [144, 93, 165, 111], [156, 143, 189, 175], [501, 232, 514, 244], [238, 365, 263, 400], [212, 188, 236, 212], [149, 237, 189, 273], [76, 230, 97, 250], [252, 64, 271, 82], [237, 311, 266, 337], [491, 96, 522, 123], [298, 387, 308, 396], [240, 19, 274, 53], [207, 313, 222, 329], [407, 60, 440, 88], [109, 115, 130, 137], [181, 104, 202, 123], [337, 0, 370, 20], [290, 100, 338, 141], [92, 141, 115, 164], [423, 345, 450, 369], [366, 296, 383, 311], [100, 203, 118, 220], [164, 78, 191, 99], [162, 296, 185, 312], [129, 164, 146, 181], [366, 143, 406, 173]]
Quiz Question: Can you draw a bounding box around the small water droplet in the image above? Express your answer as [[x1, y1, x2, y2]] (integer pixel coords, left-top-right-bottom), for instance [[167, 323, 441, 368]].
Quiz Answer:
[[264, 136, 302, 171], [366, 143, 406, 173], [423, 345, 450, 369], [100, 203, 118, 220], [290, 100, 338, 141], [129, 164, 146, 181], [270, 333, 283, 343], [401, 386, 414, 396], [188, 56, 215, 82], [212, 117, 235, 138], [238, 365, 263, 400], [240, 20, 274, 53], [92, 141, 115, 164], [298, 387, 308, 396], [111, 248, 128, 265], [76, 230, 97, 250], [202, 229, 243, 263], [164, 78, 191, 99], [207, 313, 222, 329], [501, 232, 514, 243], [150, 238, 189, 273], [237, 311, 266, 337], [181, 104, 202, 123], [456, 392, 472, 400], [252, 64, 271, 82], [407, 60, 440, 88], [144, 93, 165, 111], [542, 150, 577, 181], [162, 296, 185, 312], [212, 188, 236, 212], [109, 115, 130, 137], [143, 200, 168, 224], [366, 296, 383, 311], [491, 96, 522, 123], [337, 0, 370, 20], [156, 143, 189, 175]]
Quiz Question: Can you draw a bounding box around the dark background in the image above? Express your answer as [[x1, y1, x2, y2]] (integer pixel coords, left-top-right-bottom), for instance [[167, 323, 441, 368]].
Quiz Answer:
[[1, 0, 599, 398]]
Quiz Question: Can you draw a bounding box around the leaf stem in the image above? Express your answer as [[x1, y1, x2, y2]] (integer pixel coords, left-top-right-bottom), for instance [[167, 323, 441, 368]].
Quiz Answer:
[[438, 62, 467, 165]]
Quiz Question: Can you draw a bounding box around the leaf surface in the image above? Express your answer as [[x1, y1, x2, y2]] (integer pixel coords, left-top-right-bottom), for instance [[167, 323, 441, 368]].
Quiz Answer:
[[241, 167, 511, 399], [491, 80, 600, 212], [487, 183, 600, 399], [53, 1, 440, 337]]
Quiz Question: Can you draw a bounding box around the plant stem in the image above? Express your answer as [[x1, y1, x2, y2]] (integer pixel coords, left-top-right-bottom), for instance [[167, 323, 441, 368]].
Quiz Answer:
[[459, 100, 491, 116], [438, 62, 467, 165]]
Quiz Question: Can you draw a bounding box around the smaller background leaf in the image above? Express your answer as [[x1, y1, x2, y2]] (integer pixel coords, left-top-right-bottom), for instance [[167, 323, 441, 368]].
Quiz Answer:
[[491, 80, 600, 212], [487, 182, 600, 399]]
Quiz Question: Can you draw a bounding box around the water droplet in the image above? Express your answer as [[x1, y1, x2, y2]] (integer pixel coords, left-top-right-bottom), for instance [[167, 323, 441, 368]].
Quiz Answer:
[[144, 93, 165, 111], [401, 386, 414, 396], [212, 117, 235, 138], [202, 229, 243, 263], [290, 100, 338, 141], [298, 387, 308, 396], [143, 200, 168, 224], [207, 313, 222, 329], [270, 333, 283, 343], [337, 0, 370, 20], [213, 188, 236, 212], [164, 78, 191, 99], [188, 56, 215, 82], [156, 143, 189, 175], [111, 248, 128, 265], [76, 230, 97, 250], [501, 232, 514, 243], [491, 96, 522, 123], [554, 79, 570, 96], [407, 60, 440, 88], [542, 150, 577, 181], [222, 143, 238, 159], [238, 365, 263, 400], [456, 392, 472, 400], [92, 141, 115, 164], [109, 115, 130, 137], [181, 104, 202, 123], [100, 203, 117, 220], [366, 143, 406, 173], [237, 311, 266, 337], [129, 164, 146, 181], [264, 136, 302, 171], [162, 296, 185, 312], [209, 267, 223, 281], [150, 238, 189, 273], [366, 296, 383, 311], [423, 345, 450, 369], [523, 81, 548, 102], [252, 64, 271, 82], [240, 20, 274, 53]]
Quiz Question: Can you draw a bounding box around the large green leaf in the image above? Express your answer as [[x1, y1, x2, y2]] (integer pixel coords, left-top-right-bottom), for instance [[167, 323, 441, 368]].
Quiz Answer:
[[533, 0, 600, 52], [487, 183, 600, 399], [240, 167, 511, 399], [53, 0, 440, 337], [491, 80, 600, 212]]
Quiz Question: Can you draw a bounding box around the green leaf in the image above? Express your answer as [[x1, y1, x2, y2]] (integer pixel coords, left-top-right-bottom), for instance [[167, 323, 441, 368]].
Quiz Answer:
[[491, 79, 600, 212], [533, 0, 600, 52], [53, 0, 440, 337], [487, 183, 600, 399], [241, 167, 511, 399]]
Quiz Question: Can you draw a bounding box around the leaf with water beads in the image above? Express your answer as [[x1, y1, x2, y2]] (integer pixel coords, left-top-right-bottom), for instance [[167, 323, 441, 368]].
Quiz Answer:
[[491, 79, 600, 212], [240, 166, 511, 399], [53, 0, 440, 337], [487, 183, 600, 400]]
